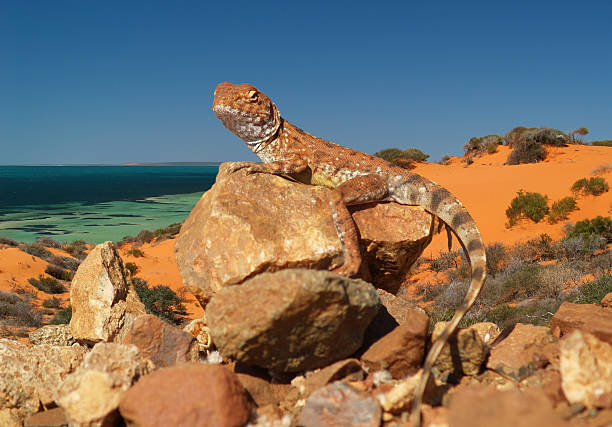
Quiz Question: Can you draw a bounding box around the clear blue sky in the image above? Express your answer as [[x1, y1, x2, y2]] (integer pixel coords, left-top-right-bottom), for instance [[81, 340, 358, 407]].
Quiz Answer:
[[2, 1, 611, 164]]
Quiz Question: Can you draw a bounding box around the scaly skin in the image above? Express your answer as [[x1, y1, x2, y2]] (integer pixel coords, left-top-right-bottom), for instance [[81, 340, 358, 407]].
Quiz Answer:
[[212, 82, 487, 426]]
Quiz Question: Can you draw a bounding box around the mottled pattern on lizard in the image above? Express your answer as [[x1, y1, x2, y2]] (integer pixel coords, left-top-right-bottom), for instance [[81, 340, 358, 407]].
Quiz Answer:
[[212, 82, 487, 426]]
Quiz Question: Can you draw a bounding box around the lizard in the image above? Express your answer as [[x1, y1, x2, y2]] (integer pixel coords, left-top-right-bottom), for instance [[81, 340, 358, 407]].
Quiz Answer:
[[212, 82, 487, 426]]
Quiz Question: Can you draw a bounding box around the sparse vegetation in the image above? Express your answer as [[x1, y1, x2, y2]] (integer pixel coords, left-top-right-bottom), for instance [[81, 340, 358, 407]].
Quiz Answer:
[[506, 191, 549, 226], [50, 306, 72, 325], [591, 163, 612, 175], [125, 262, 139, 277], [118, 223, 182, 246], [133, 279, 187, 325], [567, 274, 612, 304], [566, 216, 612, 242], [0, 237, 19, 247], [439, 154, 452, 165], [42, 297, 63, 309], [506, 138, 547, 165], [548, 197, 577, 223], [65, 240, 88, 259], [571, 177, 609, 196], [591, 140, 612, 147], [0, 291, 41, 327], [49, 255, 80, 271], [463, 134, 503, 155], [28, 275, 67, 294], [34, 237, 64, 249], [21, 244, 52, 260]]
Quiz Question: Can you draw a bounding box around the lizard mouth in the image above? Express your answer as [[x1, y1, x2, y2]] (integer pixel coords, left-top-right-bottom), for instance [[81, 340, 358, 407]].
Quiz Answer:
[[213, 102, 281, 150]]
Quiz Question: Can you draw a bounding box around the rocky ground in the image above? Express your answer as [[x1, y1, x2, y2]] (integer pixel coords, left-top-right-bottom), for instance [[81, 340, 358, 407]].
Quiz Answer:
[[1, 159, 611, 426]]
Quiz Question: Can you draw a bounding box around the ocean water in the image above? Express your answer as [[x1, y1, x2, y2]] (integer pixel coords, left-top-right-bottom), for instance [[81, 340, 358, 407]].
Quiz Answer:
[[0, 165, 219, 243]]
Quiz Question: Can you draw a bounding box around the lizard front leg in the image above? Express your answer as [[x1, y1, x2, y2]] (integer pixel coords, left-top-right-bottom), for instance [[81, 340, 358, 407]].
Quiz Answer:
[[224, 158, 308, 176], [329, 174, 389, 277]]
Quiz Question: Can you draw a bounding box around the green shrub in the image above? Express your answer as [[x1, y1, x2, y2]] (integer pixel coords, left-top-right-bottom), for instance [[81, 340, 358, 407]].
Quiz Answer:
[[28, 275, 66, 294], [50, 306, 72, 325], [485, 242, 507, 276], [65, 240, 88, 259], [21, 244, 52, 260], [49, 255, 80, 271], [125, 262, 139, 277], [34, 237, 64, 249], [548, 197, 577, 223], [487, 143, 499, 154], [500, 264, 543, 301], [567, 216, 612, 242], [567, 274, 612, 304], [591, 140, 612, 147], [0, 237, 19, 246], [133, 280, 187, 325], [463, 135, 503, 154], [128, 248, 145, 258], [45, 265, 73, 281], [506, 138, 547, 165], [503, 126, 536, 147], [374, 147, 429, 163], [439, 154, 451, 165], [506, 191, 550, 226], [571, 177, 609, 196], [42, 297, 63, 309], [0, 291, 42, 327]]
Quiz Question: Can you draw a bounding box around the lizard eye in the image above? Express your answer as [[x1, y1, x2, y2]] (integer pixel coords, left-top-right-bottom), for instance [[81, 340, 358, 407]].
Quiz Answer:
[[246, 90, 258, 102]]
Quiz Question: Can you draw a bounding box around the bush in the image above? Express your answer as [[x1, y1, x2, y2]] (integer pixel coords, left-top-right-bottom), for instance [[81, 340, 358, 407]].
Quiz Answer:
[[49, 255, 80, 271], [506, 191, 549, 226], [439, 154, 451, 165], [65, 240, 88, 259], [0, 291, 42, 327], [548, 197, 577, 223], [0, 236, 19, 246], [486, 242, 508, 276], [128, 248, 145, 258], [42, 297, 63, 309], [591, 140, 612, 147], [133, 280, 187, 325], [500, 264, 543, 301], [571, 177, 609, 196], [45, 265, 73, 281], [50, 306, 72, 325], [464, 157, 474, 165], [567, 274, 612, 304], [506, 139, 547, 165], [591, 163, 612, 175], [487, 143, 499, 154], [503, 126, 536, 147], [567, 216, 612, 242], [21, 244, 52, 260], [34, 237, 64, 249], [125, 262, 139, 277], [28, 275, 66, 294], [374, 147, 429, 163], [463, 134, 503, 155]]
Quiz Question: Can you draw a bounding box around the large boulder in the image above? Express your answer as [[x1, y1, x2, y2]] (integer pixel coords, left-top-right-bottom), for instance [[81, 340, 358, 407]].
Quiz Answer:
[[0, 339, 86, 420], [55, 343, 153, 427], [206, 269, 380, 372], [175, 163, 433, 307], [70, 241, 146, 344], [550, 302, 612, 345], [119, 364, 251, 427]]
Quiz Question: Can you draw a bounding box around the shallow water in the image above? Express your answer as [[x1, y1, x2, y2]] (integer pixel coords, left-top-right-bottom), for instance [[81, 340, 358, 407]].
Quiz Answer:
[[0, 166, 217, 243]]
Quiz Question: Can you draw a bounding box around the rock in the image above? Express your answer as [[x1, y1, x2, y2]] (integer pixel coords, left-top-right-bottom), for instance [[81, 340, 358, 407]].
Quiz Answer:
[[602, 292, 612, 308], [376, 370, 436, 414], [69, 242, 146, 344], [431, 321, 488, 377], [28, 324, 76, 346], [0, 409, 23, 427], [183, 318, 213, 352], [448, 385, 568, 427], [123, 314, 199, 368], [519, 369, 566, 407], [175, 165, 433, 307], [560, 330, 612, 409], [468, 322, 501, 346], [299, 381, 381, 427], [550, 302, 612, 345], [361, 316, 428, 378], [56, 342, 152, 427], [25, 407, 69, 427], [207, 269, 380, 372], [119, 363, 251, 427], [351, 202, 433, 293], [363, 289, 428, 347], [486, 323, 557, 381], [234, 371, 294, 407], [0, 339, 86, 420], [303, 359, 365, 395]]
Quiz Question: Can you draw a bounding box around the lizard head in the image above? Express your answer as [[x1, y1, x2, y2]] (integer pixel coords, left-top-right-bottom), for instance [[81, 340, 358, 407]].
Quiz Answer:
[[212, 82, 281, 147]]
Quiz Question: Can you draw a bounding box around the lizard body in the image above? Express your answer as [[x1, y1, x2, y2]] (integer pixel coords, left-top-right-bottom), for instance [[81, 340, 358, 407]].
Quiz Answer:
[[212, 82, 487, 426]]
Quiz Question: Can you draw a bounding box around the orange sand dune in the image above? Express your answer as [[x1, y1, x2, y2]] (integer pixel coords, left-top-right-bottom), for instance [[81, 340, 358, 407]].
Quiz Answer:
[[412, 145, 612, 257], [0, 248, 55, 303]]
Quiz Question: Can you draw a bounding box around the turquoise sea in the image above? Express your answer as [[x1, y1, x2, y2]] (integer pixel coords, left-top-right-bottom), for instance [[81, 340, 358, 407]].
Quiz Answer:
[[0, 165, 219, 243]]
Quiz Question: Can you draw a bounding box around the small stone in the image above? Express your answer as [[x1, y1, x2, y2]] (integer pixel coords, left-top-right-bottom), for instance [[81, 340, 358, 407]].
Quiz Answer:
[[234, 372, 293, 407], [123, 314, 199, 368], [468, 322, 501, 346], [119, 363, 251, 427], [519, 369, 566, 407], [183, 318, 213, 352], [560, 330, 612, 409], [69, 242, 146, 344], [207, 269, 380, 372], [431, 322, 487, 376], [28, 324, 76, 346], [486, 323, 557, 381], [361, 317, 428, 378], [25, 407, 69, 427], [56, 343, 153, 427], [602, 292, 612, 308], [299, 381, 381, 427], [550, 302, 612, 345], [376, 370, 436, 414], [448, 385, 567, 427], [304, 359, 365, 395]]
